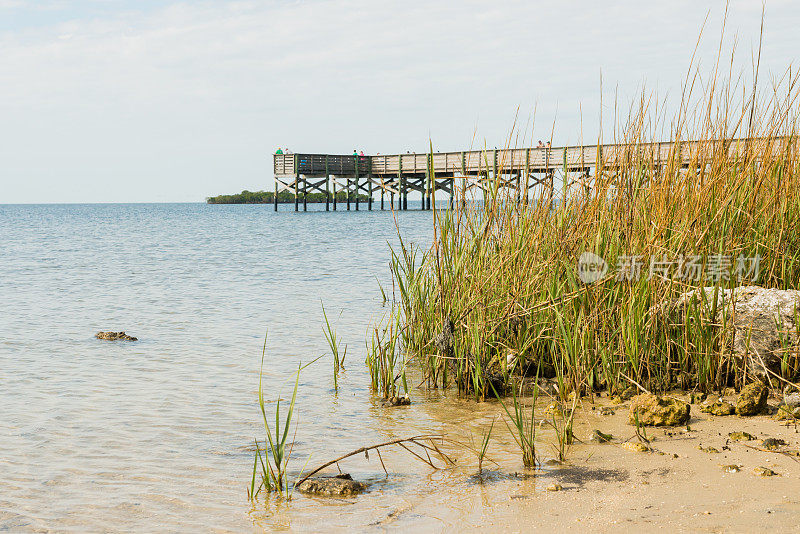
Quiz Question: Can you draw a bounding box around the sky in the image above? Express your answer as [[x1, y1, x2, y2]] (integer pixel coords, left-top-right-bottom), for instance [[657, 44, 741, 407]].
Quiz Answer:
[[0, 0, 798, 203]]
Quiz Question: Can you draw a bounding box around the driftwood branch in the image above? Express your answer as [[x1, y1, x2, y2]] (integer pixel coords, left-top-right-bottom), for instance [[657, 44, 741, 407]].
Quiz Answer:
[[296, 435, 451, 486], [741, 443, 800, 463]]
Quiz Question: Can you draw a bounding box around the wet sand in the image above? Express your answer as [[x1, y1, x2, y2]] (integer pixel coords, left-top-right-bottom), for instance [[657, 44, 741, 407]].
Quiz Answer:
[[251, 393, 800, 533]]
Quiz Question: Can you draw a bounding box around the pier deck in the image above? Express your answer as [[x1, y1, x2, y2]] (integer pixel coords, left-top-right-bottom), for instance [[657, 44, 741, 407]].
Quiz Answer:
[[272, 137, 787, 211]]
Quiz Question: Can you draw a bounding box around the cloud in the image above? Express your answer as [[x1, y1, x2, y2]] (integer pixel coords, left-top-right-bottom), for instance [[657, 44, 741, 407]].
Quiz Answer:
[[0, 0, 797, 202]]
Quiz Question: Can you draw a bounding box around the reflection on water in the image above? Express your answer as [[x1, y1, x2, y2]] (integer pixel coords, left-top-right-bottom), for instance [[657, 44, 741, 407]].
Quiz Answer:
[[0, 202, 596, 532]]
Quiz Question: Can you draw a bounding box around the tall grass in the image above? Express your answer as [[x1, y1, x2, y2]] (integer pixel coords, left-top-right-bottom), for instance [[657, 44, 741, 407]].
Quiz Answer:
[[384, 57, 800, 397]]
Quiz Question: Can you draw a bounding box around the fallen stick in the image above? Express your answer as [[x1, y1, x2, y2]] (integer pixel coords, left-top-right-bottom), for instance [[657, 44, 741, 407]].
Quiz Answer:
[[741, 443, 800, 463], [295, 435, 451, 486]]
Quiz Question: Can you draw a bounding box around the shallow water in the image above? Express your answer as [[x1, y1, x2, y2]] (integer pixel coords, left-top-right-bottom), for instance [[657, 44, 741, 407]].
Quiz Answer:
[[1, 202, 550, 532], [4, 203, 800, 532]]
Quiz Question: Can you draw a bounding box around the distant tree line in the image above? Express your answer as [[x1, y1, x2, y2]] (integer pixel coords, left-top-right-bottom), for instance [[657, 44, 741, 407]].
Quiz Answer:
[[206, 190, 371, 204]]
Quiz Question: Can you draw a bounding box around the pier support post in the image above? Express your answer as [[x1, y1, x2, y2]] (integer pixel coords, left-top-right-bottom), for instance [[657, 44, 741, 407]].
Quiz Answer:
[[524, 148, 530, 208], [398, 158, 405, 211], [493, 149, 498, 186], [395, 170, 401, 211], [294, 155, 299, 212], [346, 176, 351, 210], [461, 152, 467, 211], [367, 175, 373, 210], [449, 177, 454, 209], [425, 153, 432, 210], [274, 177, 278, 211], [354, 155, 360, 211], [332, 175, 337, 211], [325, 157, 330, 211], [380, 184, 384, 210], [303, 176, 307, 212]]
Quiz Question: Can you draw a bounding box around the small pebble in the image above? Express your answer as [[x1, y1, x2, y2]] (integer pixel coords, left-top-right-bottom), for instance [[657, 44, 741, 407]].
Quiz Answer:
[[728, 431, 755, 441], [622, 442, 649, 453], [546, 483, 562, 492], [761, 438, 787, 450], [753, 467, 777, 477]]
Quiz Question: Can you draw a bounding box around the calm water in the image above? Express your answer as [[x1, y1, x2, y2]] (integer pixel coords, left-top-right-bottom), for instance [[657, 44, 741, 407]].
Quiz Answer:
[[1, 202, 575, 533], [0, 203, 435, 530]]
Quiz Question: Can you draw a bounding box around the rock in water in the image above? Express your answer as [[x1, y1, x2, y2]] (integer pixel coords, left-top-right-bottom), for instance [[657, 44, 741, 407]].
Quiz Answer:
[[666, 286, 800, 376], [736, 383, 768, 416], [628, 393, 690, 426], [381, 394, 411, 407], [296, 474, 366, 496], [95, 331, 137, 341]]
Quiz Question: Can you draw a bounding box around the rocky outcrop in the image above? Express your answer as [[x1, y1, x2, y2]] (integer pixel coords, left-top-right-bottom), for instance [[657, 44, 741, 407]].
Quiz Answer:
[[668, 286, 800, 376], [95, 331, 137, 341], [736, 382, 768, 415], [628, 393, 690, 426], [296, 474, 366, 496]]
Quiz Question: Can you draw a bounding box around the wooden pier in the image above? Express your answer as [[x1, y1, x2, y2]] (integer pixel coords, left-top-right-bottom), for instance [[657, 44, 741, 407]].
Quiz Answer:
[[272, 137, 787, 211]]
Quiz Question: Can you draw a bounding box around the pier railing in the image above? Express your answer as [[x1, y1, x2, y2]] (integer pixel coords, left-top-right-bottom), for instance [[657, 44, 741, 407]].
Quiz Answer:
[[271, 136, 795, 212]]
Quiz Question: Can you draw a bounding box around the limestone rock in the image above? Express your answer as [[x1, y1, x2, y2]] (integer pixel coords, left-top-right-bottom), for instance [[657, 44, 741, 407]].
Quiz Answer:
[[728, 431, 755, 441], [782, 392, 800, 408], [753, 467, 777, 477], [296, 474, 366, 496], [381, 394, 411, 407], [700, 400, 736, 416], [736, 383, 768, 416], [95, 331, 137, 341], [589, 429, 614, 443], [690, 392, 708, 404], [622, 442, 649, 452], [761, 438, 787, 450], [667, 286, 800, 376], [628, 394, 690, 426], [773, 405, 800, 421]]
